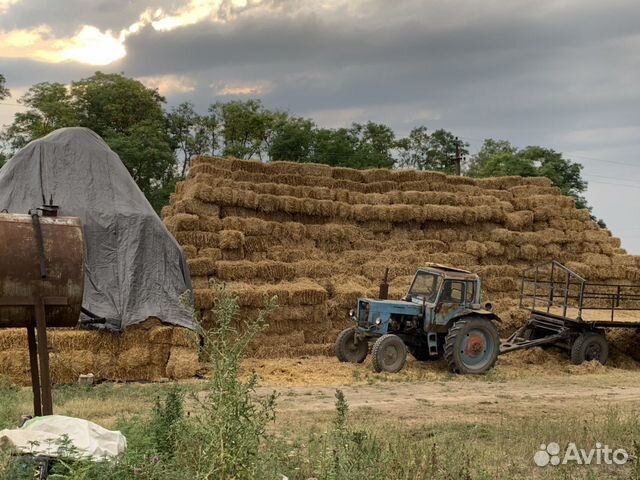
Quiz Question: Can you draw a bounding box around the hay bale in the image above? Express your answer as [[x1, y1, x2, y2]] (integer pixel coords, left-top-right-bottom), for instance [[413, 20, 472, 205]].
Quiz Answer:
[[219, 230, 245, 249], [166, 347, 202, 379], [187, 257, 217, 276], [505, 211, 534, 231]]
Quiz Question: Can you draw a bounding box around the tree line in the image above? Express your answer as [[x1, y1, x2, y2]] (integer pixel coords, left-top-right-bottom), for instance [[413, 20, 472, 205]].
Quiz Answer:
[[0, 72, 593, 220]]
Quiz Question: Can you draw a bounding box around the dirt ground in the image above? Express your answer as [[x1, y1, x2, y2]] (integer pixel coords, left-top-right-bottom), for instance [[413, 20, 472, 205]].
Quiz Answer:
[[244, 350, 640, 427]]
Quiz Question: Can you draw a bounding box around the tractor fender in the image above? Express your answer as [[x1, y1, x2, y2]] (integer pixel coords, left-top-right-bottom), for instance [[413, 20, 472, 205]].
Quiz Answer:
[[450, 309, 501, 325]]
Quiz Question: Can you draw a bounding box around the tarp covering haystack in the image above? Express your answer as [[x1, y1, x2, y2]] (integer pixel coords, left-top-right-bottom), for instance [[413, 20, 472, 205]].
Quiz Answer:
[[0, 128, 199, 384], [164, 156, 640, 361]]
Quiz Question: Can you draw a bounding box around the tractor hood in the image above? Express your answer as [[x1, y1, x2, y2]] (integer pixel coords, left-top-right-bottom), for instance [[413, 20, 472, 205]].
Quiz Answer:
[[358, 298, 423, 315]]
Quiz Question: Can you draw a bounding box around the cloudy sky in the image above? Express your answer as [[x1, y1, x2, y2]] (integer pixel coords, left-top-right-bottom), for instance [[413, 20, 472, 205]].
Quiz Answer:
[[1, 0, 639, 252]]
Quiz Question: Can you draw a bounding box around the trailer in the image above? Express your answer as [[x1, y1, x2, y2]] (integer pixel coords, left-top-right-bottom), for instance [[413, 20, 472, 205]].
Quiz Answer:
[[500, 261, 640, 364]]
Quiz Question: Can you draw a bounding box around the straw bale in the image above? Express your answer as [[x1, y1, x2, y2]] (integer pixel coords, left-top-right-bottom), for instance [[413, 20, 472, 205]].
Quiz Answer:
[[451, 240, 488, 259], [175, 231, 219, 249], [519, 244, 539, 261], [256, 261, 297, 281], [476, 176, 551, 190], [582, 253, 613, 267], [332, 167, 365, 182], [166, 347, 202, 379], [360, 262, 414, 282], [174, 199, 220, 219], [164, 213, 199, 232], [485, 241, 505, 256], [509, 185, 561, 197], [612, 255, 636, 267], [361, 168, 393, 183], [413, 239, 448, 253], [0, 349, 30, 385], [299, 163, 333, 177], [219, 230, 245, 249], [294, 260, 335, 278], [505, 211, 534, 231], [182, 245, 198, 259], [199, 247, 222, 261], [188, 257, 217, 276]]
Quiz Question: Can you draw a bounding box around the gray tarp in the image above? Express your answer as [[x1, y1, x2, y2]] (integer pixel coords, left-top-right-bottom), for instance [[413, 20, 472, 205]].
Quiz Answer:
[[0, 127, 194, 331]]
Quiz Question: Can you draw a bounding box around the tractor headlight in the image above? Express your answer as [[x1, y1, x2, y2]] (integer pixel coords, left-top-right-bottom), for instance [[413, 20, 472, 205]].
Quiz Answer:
[[375, 317, 382, 326], [349, 309, 354, 317]]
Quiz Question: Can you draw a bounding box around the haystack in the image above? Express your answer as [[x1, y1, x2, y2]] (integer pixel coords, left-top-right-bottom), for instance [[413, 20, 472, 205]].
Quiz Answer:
[[165, 156, 639, 358]]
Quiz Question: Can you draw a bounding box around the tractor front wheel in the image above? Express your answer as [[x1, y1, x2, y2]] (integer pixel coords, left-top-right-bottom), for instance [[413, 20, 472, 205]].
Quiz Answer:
[[372, 334, 407, 373], [335, 327, 368, 363], [444, 317, 499, 374]]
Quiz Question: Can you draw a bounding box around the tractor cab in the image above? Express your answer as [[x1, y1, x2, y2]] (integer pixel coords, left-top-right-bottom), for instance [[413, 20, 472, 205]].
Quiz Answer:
[[405, 265, 486, 332]]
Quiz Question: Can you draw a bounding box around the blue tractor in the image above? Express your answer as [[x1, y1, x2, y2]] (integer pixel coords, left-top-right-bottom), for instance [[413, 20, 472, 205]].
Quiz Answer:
[[335, 264, 500, 374]]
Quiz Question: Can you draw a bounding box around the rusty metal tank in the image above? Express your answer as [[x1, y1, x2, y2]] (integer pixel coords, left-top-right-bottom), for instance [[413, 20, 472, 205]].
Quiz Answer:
[[0, 213, 84, 328]]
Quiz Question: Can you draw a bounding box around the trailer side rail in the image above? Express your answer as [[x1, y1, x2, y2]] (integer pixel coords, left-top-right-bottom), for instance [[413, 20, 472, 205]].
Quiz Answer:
[[519, 260, 640, 324]]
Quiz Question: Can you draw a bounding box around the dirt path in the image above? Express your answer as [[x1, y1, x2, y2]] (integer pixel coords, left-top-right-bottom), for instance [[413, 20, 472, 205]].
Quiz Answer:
[[261, 378, 640, 424], [245, 354, 640, 425]]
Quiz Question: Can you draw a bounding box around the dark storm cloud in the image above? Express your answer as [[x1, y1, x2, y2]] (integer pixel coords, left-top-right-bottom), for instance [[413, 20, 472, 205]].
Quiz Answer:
[[2, 0, 640, 250], [0, 0, 169, 35]]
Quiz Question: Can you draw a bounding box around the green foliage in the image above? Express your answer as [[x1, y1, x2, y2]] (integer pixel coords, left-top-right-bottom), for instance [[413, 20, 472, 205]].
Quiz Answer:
[[465, 138, 517, 177], [269, 117, 315, 162], [468, 138, 593, 212], [149, 385, 185, 457], [178, 285, 279, 479], [0, 72, 175, 212], [70, 72, 166, 136], [396, 127, 469, 174], [167, 102, 218, 175], [2, 82, 77, 151], [0, 74, 9, 101]]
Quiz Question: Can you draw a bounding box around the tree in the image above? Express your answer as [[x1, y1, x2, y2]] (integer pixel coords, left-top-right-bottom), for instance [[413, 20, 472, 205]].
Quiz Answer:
[[350, 121, 396, 168], [211, 99, 284, 161], [396, 127, 469, 174], [466, 139, 517, 177], [70, 72, 166, 136], [468, 138, 599, 223], [2, 82, 77, 150], [268, 117, 315, 162], [1, 72, 177, 211], [0, 74, 9, 101], [167, 102, 219, 176]]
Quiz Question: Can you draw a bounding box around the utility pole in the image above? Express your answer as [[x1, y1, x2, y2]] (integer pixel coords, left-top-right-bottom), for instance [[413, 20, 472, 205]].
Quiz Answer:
[[454, 137, 462, 176]]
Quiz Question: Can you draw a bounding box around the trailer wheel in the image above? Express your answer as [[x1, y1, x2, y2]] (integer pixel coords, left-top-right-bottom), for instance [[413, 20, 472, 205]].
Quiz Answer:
[[444, 317, 499, 374], [571, 332, 608, 365], [372, 334, 407, 373], [335, 327, 368, 363]]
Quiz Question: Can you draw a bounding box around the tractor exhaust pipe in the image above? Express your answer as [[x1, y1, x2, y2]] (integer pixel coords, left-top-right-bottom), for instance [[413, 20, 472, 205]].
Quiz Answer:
[[379, 267, 389, 300]]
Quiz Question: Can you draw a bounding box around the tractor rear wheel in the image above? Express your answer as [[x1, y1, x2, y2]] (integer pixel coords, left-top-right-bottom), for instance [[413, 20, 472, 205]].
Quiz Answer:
[[372, 334, 407, 373], [444, 317, 499, 374], [571, 332, 608, 365], [335, 327, 368, 363]]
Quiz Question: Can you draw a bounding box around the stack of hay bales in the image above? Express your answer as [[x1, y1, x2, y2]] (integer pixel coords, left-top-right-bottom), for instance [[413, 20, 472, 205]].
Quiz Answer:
[[0, 320, 200, 385], [163, 156, 638, 358]]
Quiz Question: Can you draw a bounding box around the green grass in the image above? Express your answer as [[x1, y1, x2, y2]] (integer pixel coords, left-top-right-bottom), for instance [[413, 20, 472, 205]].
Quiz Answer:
[[2, 286, 640, 479]]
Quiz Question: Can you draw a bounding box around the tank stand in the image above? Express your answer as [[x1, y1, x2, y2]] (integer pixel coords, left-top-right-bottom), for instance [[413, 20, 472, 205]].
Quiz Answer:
[[0, 296, 69, 416]]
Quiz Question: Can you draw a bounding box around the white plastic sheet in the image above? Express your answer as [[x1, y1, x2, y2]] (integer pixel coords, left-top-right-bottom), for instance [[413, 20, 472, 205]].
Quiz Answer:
[[0, 415, 127, 460]]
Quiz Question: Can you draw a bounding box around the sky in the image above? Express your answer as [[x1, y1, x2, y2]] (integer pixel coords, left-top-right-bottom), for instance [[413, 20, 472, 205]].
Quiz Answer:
[[1, 0, 639, 252]]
